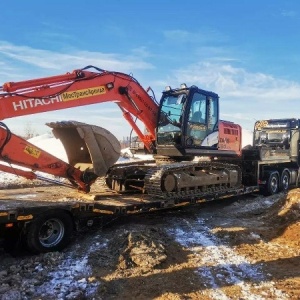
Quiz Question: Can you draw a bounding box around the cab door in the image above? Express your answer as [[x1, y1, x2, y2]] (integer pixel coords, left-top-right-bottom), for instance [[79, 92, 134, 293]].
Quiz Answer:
[[185, 90, 219, 148]]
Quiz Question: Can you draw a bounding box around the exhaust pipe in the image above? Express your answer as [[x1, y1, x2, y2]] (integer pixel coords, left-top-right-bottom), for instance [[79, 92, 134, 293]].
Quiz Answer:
[[47, 121, 120, 176]]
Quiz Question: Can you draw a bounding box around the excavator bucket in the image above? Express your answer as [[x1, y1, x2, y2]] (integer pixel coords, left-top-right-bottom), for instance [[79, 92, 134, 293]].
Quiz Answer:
[[46, 121, 121, 176]]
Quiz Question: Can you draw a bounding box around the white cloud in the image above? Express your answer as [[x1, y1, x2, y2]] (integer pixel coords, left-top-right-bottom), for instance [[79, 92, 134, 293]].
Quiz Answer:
[[163, 29, 226, 44], [174, 61, 300, 101], [131, 46, 152, 58], [1, 42, 299, 137], [0, 42, 155, 139], [172, 61, 300, 130], [281, 10, 297, 18], [0, 41, 154, 81]]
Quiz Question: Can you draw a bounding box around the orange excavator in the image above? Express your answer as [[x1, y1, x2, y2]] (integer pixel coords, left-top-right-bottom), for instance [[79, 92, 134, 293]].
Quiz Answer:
[[0, 65, 242, 198]]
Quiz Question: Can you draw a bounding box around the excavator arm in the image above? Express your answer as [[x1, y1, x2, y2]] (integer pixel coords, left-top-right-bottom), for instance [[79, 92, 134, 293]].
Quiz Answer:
[[0, 65, 159, 151], [0, 122, 98, 192], [0, 66, 159, 191]]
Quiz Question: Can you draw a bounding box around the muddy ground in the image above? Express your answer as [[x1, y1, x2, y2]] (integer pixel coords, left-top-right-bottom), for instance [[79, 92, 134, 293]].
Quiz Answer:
[[0, 187, 299, 299]]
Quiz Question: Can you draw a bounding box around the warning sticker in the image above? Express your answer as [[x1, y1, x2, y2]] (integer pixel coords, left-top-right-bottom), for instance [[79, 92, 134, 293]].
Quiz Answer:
[[24, 145, 41, 158], [61, 86, 106, 101]]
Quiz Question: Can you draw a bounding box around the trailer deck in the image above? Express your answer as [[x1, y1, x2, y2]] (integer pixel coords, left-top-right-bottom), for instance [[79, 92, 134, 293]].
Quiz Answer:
[[0, 185, 166, 222], [0, 179, 260, 253], [0, 181, 260, 224]]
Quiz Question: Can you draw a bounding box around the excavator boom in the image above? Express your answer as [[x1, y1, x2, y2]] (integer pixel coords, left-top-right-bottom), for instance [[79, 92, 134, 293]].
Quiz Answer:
[[0, 66, 158, 152], [0, 65, 159, 191]]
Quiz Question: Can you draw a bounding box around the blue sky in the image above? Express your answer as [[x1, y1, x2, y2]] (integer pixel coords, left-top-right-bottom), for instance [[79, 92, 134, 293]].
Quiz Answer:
[[1, 0, 300, 139]]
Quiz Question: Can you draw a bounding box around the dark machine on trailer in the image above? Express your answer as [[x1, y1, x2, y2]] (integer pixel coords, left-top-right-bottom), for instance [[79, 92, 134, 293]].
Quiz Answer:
[[0, 65, 299, 253]]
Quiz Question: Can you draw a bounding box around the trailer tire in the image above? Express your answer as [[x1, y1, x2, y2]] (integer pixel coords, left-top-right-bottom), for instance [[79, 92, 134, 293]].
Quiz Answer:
[[280, 170, 290, 192], [264, 172, 279, 196], [25, 211, 73, 253]]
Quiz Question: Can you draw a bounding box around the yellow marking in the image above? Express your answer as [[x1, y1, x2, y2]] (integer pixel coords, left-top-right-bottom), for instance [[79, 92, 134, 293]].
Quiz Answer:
[[93, 208, 114, 214], [61, 86, 106, 101], [267, 130, 286, 133], [189, 124, 206, 130], [24, 145, 41, 158], [17, 214, 33, 221], [255, 120, 269, 131]]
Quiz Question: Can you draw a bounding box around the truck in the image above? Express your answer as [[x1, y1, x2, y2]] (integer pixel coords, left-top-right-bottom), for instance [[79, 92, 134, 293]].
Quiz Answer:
[[247, 118, 300, 195], [0, 65, 299, 253]]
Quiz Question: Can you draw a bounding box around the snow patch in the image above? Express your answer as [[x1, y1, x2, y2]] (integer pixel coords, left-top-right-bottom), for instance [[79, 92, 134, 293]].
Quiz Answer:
[[35, 237, 107, 299], [168, 217, 288, 299]]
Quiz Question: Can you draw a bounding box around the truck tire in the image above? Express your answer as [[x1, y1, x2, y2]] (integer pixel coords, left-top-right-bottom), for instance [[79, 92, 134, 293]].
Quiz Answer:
[[264, 172, 279, 195], [280, 170, 290, 192], [25, 211, 73, 253]]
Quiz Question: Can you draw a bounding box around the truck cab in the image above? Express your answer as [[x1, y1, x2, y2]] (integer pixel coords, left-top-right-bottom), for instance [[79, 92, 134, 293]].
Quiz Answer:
[[249, 118, 300, 195], [254, 118, 300, 164]]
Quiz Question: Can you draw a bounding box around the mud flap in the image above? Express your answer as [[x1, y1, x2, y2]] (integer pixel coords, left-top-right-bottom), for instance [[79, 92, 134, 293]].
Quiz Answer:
[[47, 121, 121, 176]]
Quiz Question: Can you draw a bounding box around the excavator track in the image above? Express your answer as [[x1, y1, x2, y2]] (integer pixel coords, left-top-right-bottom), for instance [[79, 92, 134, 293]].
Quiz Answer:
[[105, 159, 155, 192], [144, 161, 242, 201]]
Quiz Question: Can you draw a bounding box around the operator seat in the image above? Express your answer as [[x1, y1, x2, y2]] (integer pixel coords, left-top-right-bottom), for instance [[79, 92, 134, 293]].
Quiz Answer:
[[189, 111, 206, 144], [191, 111, 203, 123]]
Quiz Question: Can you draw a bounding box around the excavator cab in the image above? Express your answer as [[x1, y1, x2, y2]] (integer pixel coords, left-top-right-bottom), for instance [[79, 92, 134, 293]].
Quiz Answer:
[[156, 85, 222, 157], [156, 85, 241, 158]]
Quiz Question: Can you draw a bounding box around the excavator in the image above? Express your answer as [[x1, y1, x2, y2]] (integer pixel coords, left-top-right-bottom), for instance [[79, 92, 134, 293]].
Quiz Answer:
[[0, 65, 242, 199]]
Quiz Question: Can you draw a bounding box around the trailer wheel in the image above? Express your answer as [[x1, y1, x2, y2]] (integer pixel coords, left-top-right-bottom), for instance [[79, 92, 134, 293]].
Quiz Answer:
[[26, 211, 73, 253], [280, 171, 290, 192], [265, 172, 279, 195]]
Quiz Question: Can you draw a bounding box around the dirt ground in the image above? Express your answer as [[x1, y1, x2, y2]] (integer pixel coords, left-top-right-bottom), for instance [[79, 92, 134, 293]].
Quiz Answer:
[[86, 189, 300, 300], [0, 186, 300, 299]]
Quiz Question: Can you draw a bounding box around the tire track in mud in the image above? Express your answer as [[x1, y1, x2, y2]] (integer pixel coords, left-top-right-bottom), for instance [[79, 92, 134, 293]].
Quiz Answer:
[[167, 217, 289, 299]]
